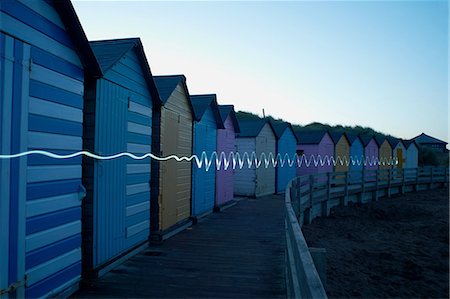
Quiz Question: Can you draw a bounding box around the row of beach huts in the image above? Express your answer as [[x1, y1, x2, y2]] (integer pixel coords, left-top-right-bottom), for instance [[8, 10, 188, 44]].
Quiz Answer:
[[0, 1, 420, 297]]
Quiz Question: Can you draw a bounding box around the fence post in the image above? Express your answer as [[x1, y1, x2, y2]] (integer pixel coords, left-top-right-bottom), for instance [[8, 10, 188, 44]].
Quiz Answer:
[[341, 171, 348, 206], [359, 169, 365, 203], [446, 167, 449, 187], [322, 172, 330, 217], [374, 169, 379, 201], [401, 168, 405, 194], [387, 168, 392, 198], [429, 167, 434, 190], [304, 175, 314, 225], [415, 167, 419, 191]]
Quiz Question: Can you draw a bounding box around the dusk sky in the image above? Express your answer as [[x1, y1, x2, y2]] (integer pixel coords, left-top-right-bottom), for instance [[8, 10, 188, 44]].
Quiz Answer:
[[73, 0, 448, 143]]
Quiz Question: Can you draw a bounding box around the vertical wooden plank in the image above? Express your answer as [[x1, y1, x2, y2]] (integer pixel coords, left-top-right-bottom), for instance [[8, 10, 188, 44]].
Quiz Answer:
[[16, 42, 30, 299], [0, 32, 14, 299]]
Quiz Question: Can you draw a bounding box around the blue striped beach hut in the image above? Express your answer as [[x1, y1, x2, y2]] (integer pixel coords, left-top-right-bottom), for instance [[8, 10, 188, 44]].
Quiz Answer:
[[82, 38, 160, 276], [347, 134, 364, 182], [190, 94, 224, 218], [0, 0, 101, 297], [270, 121, 298, 194]]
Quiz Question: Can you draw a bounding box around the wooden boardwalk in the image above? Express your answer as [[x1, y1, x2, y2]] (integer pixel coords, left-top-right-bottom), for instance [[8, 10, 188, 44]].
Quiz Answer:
[[73, 195, 286, 298]]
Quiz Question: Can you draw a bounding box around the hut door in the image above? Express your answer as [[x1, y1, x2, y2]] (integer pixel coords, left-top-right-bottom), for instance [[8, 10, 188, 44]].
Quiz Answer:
[[396, 148, 403, 169], [0, 33, 30, 298], [161, 109, 179, 230]]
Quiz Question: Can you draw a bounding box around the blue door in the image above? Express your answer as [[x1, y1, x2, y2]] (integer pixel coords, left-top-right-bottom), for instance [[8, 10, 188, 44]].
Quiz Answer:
[[0, 32, 29, 298]]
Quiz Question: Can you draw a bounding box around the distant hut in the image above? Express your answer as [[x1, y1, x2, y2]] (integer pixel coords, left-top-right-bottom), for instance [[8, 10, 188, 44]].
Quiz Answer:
[[190, 94, 224, 218], [403, 140, 419, 169], [330, 132, 350, 173], [296, 131, 334, 177], [234, 119, 276, 197], [0, 0, 100, 297], [347, 134, 364, 173], [376, 137, 393, 170], [388, 138, 406, 169], [152, 75, 193, 240], [83, 38, 159, 275], [360, 135, 379, 171], [216, 105, 240, 208], [271, 121, 298, 193], [412, 133, 448, 152]]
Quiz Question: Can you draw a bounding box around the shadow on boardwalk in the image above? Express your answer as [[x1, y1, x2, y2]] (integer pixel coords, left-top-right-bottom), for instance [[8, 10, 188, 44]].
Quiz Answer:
[[74, 195, 286, 298]]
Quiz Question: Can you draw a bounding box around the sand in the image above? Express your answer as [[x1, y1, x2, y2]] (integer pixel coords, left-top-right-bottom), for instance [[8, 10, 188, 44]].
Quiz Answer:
[[302, 188, 449, 299]]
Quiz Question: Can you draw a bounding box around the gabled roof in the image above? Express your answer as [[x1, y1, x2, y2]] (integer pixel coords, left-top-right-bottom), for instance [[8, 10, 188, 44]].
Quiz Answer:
[[190, 94, 224, 129], [412, 133, 448, 145], [89, 38, 161, 104], [360, 135, 379, 147], [387, 137, 403, 148], [403, 139, 419, 149], [330, 132, 349, 145], [375, 136, 388, 147], [217, 105, 240, 133], [153, 75, 190, 105], [346, 133, 362, 145], [236, 118, 273, 138], [296, 130, 330, 145], [270, 121, 298, 142], [53, 0, 101, 77]]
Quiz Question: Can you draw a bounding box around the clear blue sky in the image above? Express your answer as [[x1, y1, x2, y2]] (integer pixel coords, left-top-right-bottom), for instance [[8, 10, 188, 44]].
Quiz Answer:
[[73, 0, 448, 143]]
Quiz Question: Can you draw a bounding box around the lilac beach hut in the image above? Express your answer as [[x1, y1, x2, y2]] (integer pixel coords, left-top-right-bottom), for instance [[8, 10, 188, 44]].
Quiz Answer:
[[215, 105, 240, 209], [295, 131, 334, 177]]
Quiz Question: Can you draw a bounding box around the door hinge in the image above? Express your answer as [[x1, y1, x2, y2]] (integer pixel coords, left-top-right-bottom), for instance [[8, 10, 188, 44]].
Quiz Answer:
[[0, 275, 27, 295]]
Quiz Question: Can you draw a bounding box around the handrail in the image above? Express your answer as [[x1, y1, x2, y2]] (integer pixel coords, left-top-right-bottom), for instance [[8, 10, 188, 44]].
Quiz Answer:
[[284, 167, 448, 298], [285, 180, 328, 299]]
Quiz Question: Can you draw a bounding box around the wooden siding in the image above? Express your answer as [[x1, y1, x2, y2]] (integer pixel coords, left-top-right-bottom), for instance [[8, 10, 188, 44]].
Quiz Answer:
[[83, 47, 152, 272], [334, 136, 350, 172], [379, 140, 392, 170], [157, 83, 192, 231], [192, 107, 217, 216], [0, 1, 86, 297], [276, 128, 296, 194], [216, 115, 236, 206], [234, 138, 256, 197], [255, 123, 276, 197]]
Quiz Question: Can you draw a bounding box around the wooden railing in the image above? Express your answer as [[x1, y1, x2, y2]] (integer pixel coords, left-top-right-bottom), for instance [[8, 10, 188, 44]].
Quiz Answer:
[[284, 167, 449, 299]]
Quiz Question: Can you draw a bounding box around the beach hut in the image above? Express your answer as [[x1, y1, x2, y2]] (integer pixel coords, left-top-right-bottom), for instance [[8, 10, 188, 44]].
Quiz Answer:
[[82, 38, 159, 276], [403, 140, 419, 169], [376, 137, 393, 170], [412, 133, 448, 152], [388, 138, 406, 169], [270, 121, 298, 194], [151, 75, 193, 240], [234, 119, 276, 197], [347, 134, 364, 173], [360, 135, 379, 171], [330, 132, 350, 173], [190, 94, 224, 218], [295, 131, 334, 177], [216, 105, 240, 209], [0, 0, 101, 297]]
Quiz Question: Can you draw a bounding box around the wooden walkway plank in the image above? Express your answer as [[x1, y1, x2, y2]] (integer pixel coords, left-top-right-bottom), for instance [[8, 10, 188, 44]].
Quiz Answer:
[[73, 195, 286, 298]]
